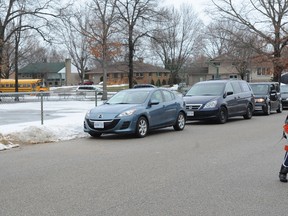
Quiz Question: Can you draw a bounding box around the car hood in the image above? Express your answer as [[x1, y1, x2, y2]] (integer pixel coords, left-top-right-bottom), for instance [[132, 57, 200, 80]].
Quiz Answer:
[[183, 95, 219, 104], [253, 94, 268, 99], [88, 104, 140, 119]]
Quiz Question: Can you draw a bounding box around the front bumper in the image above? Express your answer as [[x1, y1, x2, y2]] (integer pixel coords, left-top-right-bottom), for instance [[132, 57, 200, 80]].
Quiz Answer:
[[186, 108, 219, 120], [282, 99, 288, 108], [254, 102, 267, 112], [84, 116, 137, 135]]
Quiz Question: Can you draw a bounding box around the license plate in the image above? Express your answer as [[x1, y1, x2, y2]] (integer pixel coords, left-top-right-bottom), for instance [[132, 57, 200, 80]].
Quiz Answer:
[[94, 121, 104, 128], [187, 111, 194, 116]]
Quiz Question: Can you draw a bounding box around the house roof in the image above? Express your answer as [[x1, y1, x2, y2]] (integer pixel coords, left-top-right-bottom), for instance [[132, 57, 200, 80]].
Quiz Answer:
[[87, 61, 170, 74], [185, 65, 208, 75], [19, 62, 65, 74]]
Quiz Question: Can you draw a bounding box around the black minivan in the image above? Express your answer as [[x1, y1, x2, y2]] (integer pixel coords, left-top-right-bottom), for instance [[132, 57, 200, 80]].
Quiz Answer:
[[183, 80, 255, 124]]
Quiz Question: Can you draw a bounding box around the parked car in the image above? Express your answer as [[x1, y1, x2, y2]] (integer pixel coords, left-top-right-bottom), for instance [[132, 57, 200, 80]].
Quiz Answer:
[[84, 88, 186, 138], [133, 84, 157, 88], [249, 82, 282, 115], [183, 80, 255, 124], [76, 85, 103, 94], [281, 84, 288, 109]]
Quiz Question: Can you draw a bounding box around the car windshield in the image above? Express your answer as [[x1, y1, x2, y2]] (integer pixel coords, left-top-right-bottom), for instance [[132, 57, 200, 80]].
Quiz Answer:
[[281, 85, 288, 93], [185, 82, 225, 96], [106, 90, 150, 104], [250, 84, 269, 95]]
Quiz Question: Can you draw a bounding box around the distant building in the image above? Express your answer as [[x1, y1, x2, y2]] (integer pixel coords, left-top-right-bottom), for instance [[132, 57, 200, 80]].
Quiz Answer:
[[86, 58, 170, 85], [207, 54, 281, 82], [18, 59, 80, 86]]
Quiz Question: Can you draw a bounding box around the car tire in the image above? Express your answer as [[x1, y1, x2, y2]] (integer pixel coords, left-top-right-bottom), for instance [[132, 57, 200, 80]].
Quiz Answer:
[[173, 111, 186, 131], [217, 107, 228, 124], [88, 131, 102, 137], [277, 103, 283, 113], [135, 116, 148, 138], [264, 103, 271, 115], [243, 104, 253, 119]]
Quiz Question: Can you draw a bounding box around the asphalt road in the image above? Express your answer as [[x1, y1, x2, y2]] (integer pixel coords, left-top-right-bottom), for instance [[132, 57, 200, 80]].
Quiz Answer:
[[0, 111, 288, 216]]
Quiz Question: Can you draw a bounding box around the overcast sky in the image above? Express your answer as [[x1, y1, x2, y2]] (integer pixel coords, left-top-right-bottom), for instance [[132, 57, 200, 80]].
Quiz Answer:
[[163, 0, 212, 23]]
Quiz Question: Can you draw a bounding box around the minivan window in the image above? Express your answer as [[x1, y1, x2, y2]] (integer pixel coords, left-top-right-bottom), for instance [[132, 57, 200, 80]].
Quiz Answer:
[[231, 82, 242, 94], [225, 82, 233, 93], [186, 82, 225, 96], [240, 82, 251, 92]]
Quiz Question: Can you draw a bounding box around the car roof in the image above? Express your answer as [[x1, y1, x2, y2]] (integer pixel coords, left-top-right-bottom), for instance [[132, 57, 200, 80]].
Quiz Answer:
[[197, 79, 240, 84], [249, 82, 278, 85]]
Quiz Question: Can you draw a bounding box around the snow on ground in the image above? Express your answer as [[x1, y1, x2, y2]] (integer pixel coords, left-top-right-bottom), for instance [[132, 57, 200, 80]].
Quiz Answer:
[[0, 100, 102, 151]]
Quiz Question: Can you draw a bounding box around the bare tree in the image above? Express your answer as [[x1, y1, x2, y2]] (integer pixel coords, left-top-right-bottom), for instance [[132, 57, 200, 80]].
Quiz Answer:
[[150, 4, 203, 84], [85, 0, 119, 100], [55, 5, 91, 85], [0, 0, 67, 78], [211, 0, 288, 82], [204, 20, 258, 80], [115, 0, 160, 88]]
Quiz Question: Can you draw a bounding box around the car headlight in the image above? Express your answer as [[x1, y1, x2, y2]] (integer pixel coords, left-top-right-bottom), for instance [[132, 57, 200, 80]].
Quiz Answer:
[[204, 100, 217, 109], [255, 98, 265, 103], [118, 109, 137, 117], [85, 110, 91, 118]]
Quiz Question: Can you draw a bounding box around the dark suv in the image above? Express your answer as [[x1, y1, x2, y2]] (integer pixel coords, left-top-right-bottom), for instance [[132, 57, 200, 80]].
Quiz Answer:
[[183, 80, 255, 124], [249, 82, 282, 115]]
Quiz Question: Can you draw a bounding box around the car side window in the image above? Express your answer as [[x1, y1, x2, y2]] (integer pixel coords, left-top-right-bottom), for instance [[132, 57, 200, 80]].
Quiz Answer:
[[151, 90, 164, 103], [231, 82, 242, 94], [240, 82, 251, 92], [162, 90, 175, 102], [225, 82, 234, 93]]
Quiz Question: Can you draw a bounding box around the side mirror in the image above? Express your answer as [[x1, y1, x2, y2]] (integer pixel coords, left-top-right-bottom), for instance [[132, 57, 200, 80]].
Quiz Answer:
[[226, 91, 233, 96], [150, 99, 160, 105], [224, 91, 233, 98]]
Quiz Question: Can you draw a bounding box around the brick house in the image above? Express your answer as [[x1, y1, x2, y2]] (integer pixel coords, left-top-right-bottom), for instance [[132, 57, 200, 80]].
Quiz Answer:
[[86, 59, 170, 86]]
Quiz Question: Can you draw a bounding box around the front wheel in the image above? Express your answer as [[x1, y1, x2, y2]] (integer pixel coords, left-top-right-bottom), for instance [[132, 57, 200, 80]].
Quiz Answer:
[[173, 112, 186, 131], [217, 107, 228, 124], [243, 104, 253, 119], [135, 116, 148, 138], [264, 103, 271, 115]]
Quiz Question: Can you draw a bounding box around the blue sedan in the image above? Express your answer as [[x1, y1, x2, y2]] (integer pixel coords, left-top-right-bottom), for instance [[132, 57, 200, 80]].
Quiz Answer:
[[84, 88, 186, 138]]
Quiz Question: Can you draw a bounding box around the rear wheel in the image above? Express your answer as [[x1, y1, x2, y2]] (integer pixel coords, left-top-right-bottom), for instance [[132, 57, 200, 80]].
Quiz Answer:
[[173, 112, 186, 131], [135, 117, 148, 138], [88, 131, 102, 137], [243, 104, 253, 119], [217, 107, 228, 124]]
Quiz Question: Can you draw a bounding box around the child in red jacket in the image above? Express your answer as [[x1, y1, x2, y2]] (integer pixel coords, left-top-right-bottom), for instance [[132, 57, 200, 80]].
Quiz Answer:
[[279, 117, 288, 182]]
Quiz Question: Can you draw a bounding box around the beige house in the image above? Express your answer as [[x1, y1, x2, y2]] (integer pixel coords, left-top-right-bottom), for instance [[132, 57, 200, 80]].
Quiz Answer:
[[208, 55, 274, 83]]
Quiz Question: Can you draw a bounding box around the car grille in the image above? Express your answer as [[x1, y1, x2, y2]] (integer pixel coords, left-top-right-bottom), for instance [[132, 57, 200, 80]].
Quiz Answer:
[[87, 119, 120, 131], [185, 104, 202, 110]]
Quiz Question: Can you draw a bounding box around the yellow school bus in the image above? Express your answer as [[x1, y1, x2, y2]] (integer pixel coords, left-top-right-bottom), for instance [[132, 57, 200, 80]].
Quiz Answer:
[[0, 79, 49, 93]]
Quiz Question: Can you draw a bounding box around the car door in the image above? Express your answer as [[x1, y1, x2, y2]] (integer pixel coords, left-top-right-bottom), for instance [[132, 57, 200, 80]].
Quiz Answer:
[[231, 81, 247, 114], [148, 90, 166, 128], [161, 90, 178, 125], [224, 82, 239, 115], [269, 83, 279, 110]]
